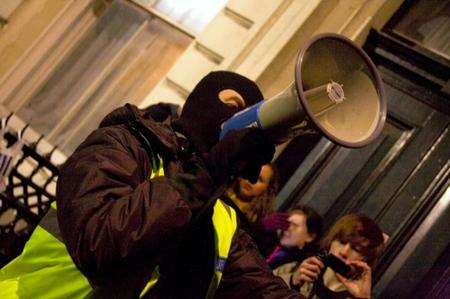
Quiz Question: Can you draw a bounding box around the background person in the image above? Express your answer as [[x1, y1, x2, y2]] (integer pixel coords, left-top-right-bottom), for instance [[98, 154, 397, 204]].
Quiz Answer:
[[222, 163, 291, 256], [226, 163, 279, 223], [292, 214, 385, 299], [270, 206, 322, 279]]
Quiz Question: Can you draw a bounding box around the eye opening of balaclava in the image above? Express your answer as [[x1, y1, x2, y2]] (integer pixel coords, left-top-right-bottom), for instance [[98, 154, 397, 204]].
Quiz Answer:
[[175, 71, 263, 154]]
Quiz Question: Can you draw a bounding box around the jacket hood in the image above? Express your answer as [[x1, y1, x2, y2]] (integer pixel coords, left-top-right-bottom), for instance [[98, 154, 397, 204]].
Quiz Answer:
[[99, 105, 137, 128], [99, 104, 179, 155]]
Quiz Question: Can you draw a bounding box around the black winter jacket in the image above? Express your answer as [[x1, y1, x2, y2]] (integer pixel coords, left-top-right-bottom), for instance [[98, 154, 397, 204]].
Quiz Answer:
[[57, 104, 304, 298]]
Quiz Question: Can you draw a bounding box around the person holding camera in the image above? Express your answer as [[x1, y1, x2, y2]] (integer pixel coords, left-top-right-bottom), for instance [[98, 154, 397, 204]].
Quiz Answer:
[[291, 214, 384, 299]]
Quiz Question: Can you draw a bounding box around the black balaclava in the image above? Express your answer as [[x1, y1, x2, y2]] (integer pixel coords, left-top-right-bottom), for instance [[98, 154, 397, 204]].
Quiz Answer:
[[175, 71, 263, 154]]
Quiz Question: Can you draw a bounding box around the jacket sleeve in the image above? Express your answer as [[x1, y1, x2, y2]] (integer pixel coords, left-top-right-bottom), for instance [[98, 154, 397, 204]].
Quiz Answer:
[[215, 229, 305, 299], [56, 126, 192, 284]]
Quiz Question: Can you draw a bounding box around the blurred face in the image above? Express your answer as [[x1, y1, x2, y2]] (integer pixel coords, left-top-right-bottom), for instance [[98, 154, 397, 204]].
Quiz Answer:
[[280, 212, 314, 249], [329, 239, 365, 264], [237, 165, 273, 201]]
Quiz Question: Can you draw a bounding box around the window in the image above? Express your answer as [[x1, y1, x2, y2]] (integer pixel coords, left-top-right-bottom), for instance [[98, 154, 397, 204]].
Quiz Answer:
[[385, 0, 450, 61], [152, 0, 228, 34], [2, 0, 229, 155], [3, 0, 192, 155]]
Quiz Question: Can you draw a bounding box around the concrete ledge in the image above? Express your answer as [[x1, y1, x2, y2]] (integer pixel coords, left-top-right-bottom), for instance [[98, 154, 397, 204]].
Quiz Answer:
[[196, 11, 249, 59], [166, 43, 219, 94], [226, 0, 282, 24], [140, 0, 403, 108]]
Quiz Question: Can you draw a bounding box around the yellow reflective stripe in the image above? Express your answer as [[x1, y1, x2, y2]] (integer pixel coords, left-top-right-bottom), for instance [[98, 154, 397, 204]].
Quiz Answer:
[[143, 160, 237, 297], [149, 157, 164, 179], [139, 266, 160, 298], [212, 200, 237, 281], [205, 199, 237, 298], [139, 159, 164, 297]]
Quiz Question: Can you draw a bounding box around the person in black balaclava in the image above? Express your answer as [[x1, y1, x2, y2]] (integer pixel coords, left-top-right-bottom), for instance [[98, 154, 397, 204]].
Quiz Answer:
[[175, 71, 263, 153], [7, 71, 305, 298], [174, 71, 275, 186]]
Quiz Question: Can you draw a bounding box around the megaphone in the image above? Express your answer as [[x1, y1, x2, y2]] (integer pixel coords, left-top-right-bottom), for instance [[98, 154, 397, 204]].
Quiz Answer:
[[220, 33, 386, 148]]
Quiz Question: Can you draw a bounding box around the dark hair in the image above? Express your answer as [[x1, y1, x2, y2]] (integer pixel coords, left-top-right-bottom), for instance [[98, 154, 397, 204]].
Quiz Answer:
[[322, 214, 384, 268], [290, 205, 323, 255]]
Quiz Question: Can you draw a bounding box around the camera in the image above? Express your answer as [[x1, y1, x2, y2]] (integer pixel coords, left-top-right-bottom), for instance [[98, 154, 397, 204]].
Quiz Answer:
[[316, 251, 360, 279]]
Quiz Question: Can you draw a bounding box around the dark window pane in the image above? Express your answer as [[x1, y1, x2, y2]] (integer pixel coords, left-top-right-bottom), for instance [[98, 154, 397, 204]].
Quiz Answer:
[[392, 0, 450, 60], [15, 0, 191, 155]]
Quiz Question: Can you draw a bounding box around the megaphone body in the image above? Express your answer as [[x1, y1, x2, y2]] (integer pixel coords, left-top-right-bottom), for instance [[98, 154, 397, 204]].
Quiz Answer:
[[220, 33, 386, 148]]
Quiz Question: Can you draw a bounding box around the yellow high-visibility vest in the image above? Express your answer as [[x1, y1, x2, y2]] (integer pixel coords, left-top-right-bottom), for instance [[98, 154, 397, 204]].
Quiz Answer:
[[0, 161, 237, 298]]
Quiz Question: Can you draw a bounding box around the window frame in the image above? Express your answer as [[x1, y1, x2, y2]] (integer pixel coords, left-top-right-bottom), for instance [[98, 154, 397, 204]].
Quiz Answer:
[[381, 0, 450, 68]]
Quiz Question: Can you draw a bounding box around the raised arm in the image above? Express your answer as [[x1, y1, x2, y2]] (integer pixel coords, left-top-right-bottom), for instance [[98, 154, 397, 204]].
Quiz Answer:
[[216, 229, 305, 299], [56, 125, 192, 285]]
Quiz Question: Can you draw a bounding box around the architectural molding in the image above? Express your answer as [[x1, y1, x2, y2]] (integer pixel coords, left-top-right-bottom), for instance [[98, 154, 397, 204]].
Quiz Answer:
[[140, 0, 404, 108]]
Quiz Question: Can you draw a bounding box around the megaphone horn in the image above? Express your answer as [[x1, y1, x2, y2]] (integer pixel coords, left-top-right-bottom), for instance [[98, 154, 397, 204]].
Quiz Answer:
[[220, 33, 386, 148]]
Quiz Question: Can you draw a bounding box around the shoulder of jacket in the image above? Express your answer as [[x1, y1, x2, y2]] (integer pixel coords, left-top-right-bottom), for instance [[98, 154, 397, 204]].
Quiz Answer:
[[274, 261, 298, 274]]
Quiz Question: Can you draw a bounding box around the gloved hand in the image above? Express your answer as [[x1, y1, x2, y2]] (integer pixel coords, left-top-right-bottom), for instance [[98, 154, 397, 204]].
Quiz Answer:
[[168, 154, 219, 212], [261, 213, 290, 232], [203, 128, 275, 185]]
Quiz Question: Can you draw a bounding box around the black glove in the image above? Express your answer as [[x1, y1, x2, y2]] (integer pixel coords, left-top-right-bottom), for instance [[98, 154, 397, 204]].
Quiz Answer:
[[167, 154, 217, 212], [203, 128, 275, 185]]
